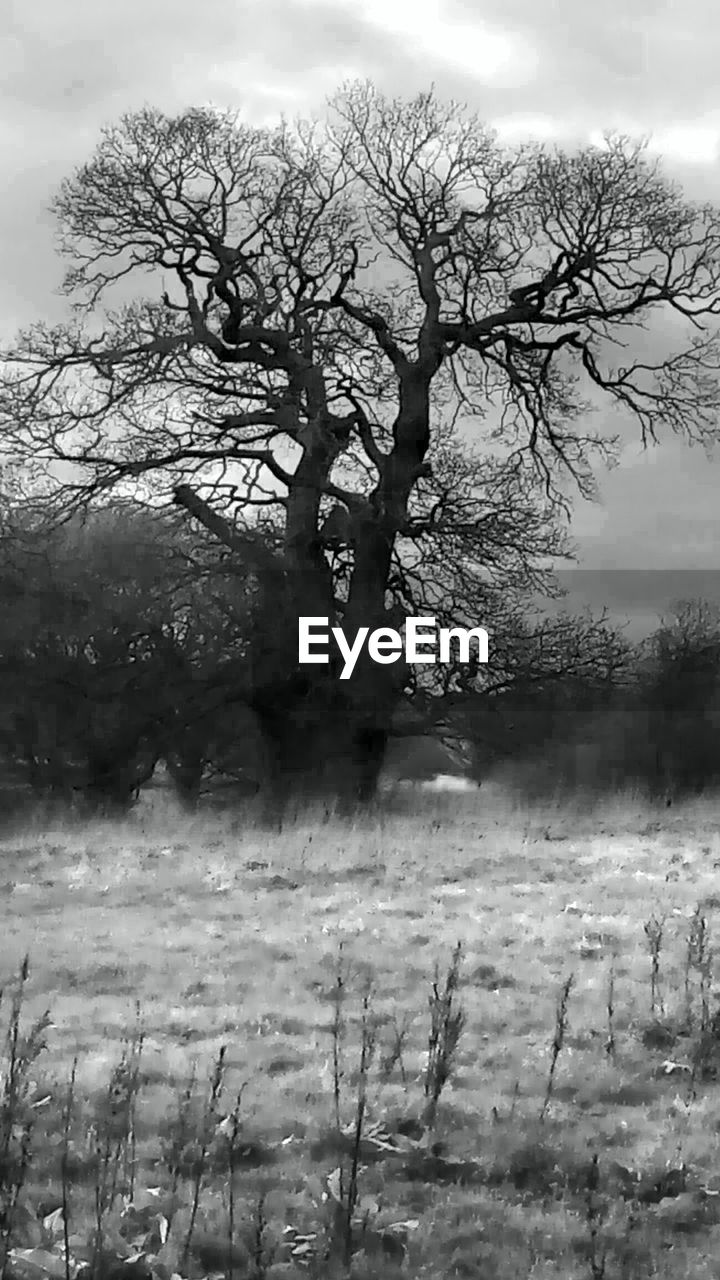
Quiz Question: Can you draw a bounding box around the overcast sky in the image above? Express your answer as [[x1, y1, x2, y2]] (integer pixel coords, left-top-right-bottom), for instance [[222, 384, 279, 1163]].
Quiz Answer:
[[3, 0, 720, 625]]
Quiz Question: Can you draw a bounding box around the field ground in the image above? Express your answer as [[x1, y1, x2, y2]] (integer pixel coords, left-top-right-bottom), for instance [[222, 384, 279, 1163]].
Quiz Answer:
[[4, 785, 720, 1277]]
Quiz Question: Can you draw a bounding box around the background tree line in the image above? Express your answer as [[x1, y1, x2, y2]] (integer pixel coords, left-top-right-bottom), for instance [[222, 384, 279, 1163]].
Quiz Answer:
[[0, 490, 718, 815]]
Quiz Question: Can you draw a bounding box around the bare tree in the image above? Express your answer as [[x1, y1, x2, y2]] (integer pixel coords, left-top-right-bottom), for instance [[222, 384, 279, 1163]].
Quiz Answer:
[[2, 81, 720, 804]]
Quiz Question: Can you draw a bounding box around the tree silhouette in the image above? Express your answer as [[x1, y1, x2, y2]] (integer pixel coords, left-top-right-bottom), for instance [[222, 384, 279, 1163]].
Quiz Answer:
[[3, 81, 720, 803]]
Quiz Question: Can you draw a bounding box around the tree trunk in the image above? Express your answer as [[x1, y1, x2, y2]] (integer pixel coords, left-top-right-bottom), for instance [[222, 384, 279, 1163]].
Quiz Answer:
[[165, 747, 204, 812], [264, 711, 388, 809], [250, 634, 402, 812], [83, 736, 159, 815], [243, 518, 410, 809], [173, 373, 432, 812]]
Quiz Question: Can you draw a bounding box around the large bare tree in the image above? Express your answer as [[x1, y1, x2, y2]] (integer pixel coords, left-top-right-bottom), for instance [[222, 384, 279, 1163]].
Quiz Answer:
[[2, 82, 720, 802]]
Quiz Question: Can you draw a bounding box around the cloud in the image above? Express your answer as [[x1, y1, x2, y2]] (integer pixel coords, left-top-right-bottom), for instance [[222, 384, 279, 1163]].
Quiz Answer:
[[447, 0, 720, 124], [573, 438, 720, 570], [3, 0, 719, 328]]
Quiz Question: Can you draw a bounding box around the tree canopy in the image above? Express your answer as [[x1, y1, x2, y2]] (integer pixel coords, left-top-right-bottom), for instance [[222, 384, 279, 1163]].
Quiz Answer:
[[2, 81, 720, 802]]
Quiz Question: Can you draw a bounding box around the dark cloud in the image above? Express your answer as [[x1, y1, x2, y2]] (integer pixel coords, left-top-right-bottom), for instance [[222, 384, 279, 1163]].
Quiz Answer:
[[552, 568, 720, 638]]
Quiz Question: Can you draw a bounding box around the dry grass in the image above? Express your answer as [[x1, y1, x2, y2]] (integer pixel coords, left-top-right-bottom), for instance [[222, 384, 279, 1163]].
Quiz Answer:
[[4, 784, 720, 1277]]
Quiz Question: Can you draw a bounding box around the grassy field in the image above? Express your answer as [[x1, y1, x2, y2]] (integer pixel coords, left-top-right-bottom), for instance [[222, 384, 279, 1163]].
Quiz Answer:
[[4, 785, 720, 1278]]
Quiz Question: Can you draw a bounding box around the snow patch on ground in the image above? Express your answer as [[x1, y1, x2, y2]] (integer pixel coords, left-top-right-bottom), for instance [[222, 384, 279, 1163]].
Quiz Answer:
[[382, 773, 479, 793], [419, 774, 480, 792]]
